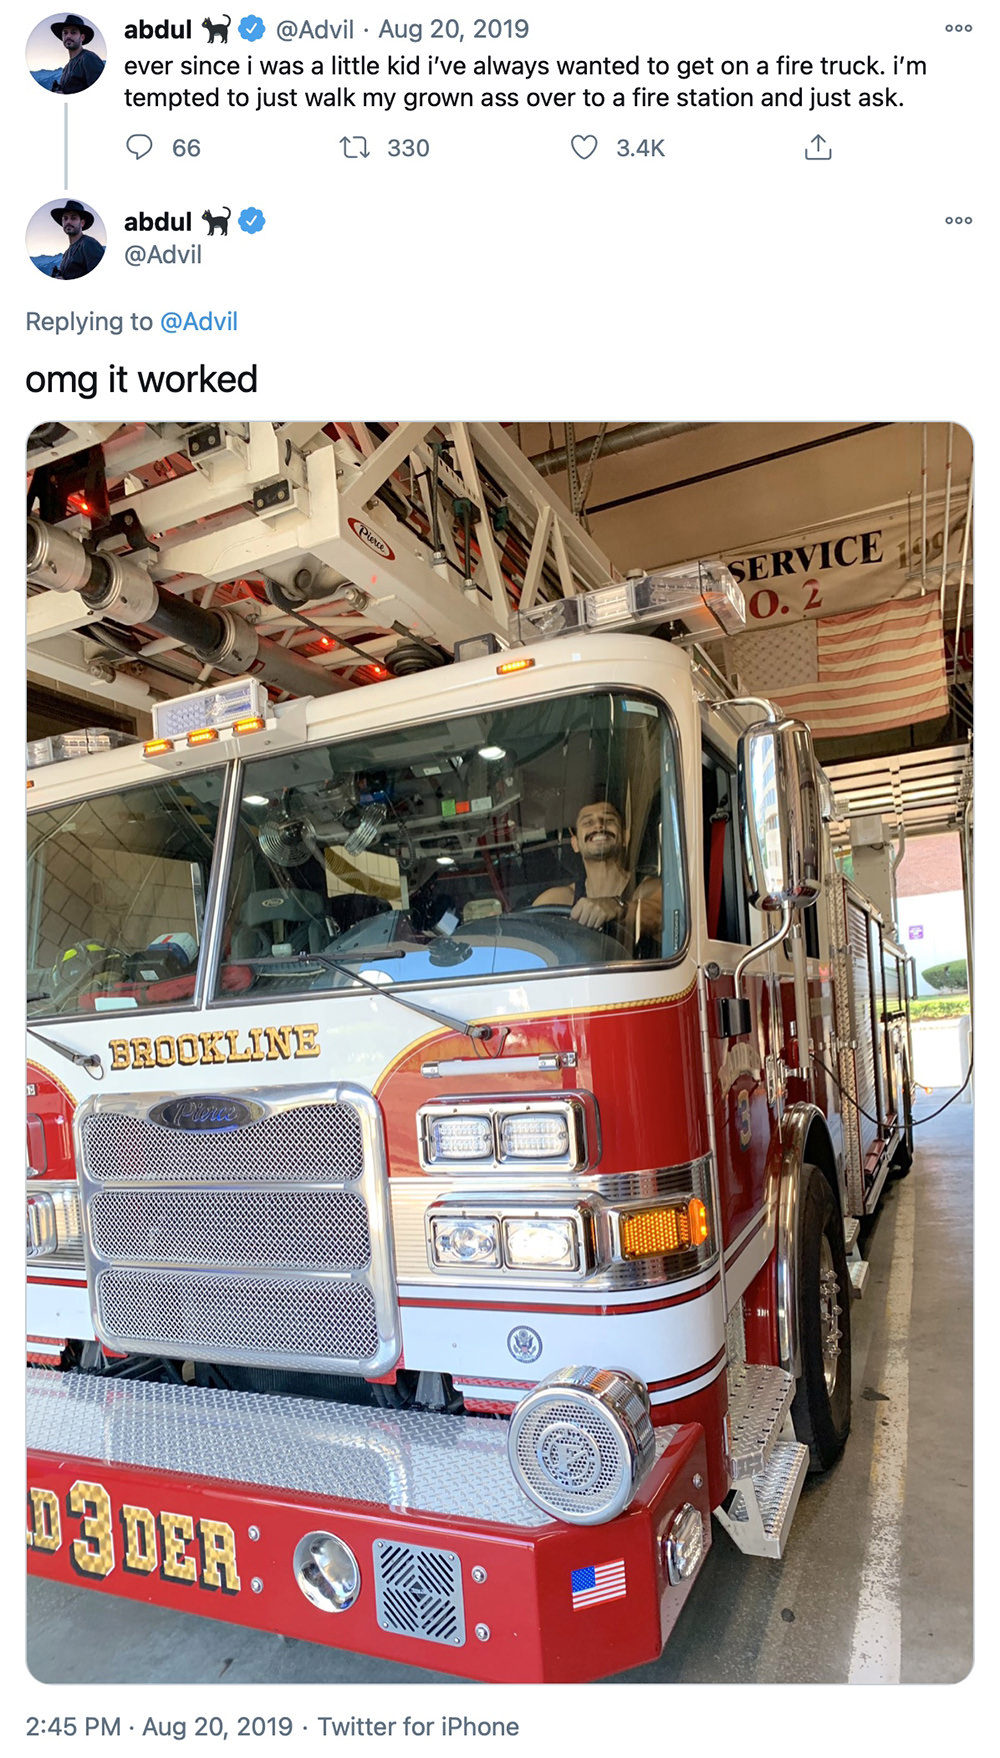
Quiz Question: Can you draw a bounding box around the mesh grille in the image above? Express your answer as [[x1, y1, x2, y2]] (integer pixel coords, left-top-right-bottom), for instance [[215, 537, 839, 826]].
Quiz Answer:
[[97, 1267, 379, 1360], [82, 1104, 364, 1184], [78, 1088, 399, 1374], [373, 1541, 465, 1647], [90, 1187, 371, 1269], [513, 1396, 626, 1515]]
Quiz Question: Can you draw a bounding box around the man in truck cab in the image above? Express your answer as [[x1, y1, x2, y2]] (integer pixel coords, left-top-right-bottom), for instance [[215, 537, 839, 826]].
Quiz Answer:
[[533, 797, 663, 943]]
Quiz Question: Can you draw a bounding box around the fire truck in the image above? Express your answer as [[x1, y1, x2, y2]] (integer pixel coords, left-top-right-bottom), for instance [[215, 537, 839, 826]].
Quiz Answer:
[[25, 423, 913, 1682]]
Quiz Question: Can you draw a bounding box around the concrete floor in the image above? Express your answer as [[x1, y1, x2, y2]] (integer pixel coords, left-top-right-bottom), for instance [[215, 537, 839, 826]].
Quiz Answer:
[[26, 1089, 973, 1688]]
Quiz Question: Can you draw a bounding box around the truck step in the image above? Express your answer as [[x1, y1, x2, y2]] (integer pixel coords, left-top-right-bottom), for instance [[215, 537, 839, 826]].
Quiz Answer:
[[714, 1440, 810, 1559], [844, 1216, 860, 1253], [725, 1362, 794, 1480], [849, 1257, 870, 1297]]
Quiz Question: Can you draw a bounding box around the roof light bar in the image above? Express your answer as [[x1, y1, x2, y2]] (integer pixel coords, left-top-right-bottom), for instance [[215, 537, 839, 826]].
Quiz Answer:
[[510, 562, 745, 647], [26, 728, 135, 770], [151, 677, 270, 742]]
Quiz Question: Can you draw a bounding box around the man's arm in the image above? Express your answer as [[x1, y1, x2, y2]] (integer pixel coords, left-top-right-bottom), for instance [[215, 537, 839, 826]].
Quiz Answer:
[[630, 876, 663, 941], [569, 879, 663, 937]]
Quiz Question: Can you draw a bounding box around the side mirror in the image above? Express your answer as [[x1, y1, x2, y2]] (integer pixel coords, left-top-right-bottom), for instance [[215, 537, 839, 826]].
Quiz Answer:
[[737, 717, 824, 912]]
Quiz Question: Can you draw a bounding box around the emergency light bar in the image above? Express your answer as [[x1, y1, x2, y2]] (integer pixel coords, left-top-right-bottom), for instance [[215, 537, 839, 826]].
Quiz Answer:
[[510, 562, 745, 647], [151, 677, 271, 742], [26, 728, 134, 771]]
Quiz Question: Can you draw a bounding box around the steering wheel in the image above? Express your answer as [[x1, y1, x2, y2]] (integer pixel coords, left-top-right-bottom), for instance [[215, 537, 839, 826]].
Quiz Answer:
[[506, 901, 626, 930], [505, 904, 574, 917]]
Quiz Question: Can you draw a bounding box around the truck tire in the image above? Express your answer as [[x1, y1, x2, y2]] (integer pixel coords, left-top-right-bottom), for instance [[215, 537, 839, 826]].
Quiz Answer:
[[890, 1060, 914, 1176], [790, 1164, 852, 1472]]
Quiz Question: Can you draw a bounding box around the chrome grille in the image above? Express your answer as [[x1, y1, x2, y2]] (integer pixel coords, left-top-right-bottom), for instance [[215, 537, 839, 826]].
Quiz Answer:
[[76, 1083, 399, 1375], [90, 1188, 371, 1268], [81, 1103, 364, 1182], [97, 1268, 379, 1358]]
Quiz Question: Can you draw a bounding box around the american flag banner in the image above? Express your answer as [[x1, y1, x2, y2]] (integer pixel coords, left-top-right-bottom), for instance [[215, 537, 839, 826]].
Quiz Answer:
[[726, 597, 949, 740], [570, 1558, 627, 1610]]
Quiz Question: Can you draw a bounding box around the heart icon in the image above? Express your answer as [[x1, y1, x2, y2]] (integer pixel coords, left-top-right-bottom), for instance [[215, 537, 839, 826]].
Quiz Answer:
[[571, 135, 598, 160]]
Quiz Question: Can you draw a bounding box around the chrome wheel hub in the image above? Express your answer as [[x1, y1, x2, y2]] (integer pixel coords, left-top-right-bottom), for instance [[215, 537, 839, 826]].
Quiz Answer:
[[818, 1237, 843, 1395]]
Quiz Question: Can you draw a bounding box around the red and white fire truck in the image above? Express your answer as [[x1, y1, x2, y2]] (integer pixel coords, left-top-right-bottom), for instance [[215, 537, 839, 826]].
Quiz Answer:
[[25, 423, 913, 1682]]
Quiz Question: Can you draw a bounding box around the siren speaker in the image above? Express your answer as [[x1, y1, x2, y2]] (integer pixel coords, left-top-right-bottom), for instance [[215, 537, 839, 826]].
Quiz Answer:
[[507, 1365, 655, 1525]]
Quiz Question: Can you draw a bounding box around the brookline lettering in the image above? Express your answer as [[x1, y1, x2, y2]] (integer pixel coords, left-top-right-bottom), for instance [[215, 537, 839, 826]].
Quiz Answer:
[[108, 1023, 321, 1070]]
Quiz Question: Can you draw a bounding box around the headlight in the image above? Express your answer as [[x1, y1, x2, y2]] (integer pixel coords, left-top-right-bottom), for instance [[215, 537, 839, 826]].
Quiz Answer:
[[498, 1113, 570, 1159], [417, 1095, 593, 1173], [423, 1114, 493, 1162], [429, 1214, 500, 1266], [426, 1201, 592, 1276], [502, 1215, 579, 1269]]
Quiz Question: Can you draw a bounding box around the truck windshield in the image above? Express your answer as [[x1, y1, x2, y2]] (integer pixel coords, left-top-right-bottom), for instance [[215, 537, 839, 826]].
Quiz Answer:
[[27, 770, 225, 1019], [215, 689, 686, 999]]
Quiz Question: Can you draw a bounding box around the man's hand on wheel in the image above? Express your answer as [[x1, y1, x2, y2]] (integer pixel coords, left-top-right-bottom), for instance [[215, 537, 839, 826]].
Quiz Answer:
[[570, 896, 623, 931]]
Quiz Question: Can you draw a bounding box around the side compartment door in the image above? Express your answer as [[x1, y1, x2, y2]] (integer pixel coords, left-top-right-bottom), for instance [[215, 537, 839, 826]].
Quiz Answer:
[[700, 741, 779, 1286], [848, 892, 882, 1169]]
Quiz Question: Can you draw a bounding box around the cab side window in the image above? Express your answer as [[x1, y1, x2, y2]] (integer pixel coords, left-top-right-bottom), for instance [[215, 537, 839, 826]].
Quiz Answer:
[[701, 742, 751, 946]]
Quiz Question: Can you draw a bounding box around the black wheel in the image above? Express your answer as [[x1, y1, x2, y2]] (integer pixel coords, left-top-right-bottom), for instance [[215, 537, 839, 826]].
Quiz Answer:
[[890, 1057, 914, 1177], [790, 1164, 852, 1472]]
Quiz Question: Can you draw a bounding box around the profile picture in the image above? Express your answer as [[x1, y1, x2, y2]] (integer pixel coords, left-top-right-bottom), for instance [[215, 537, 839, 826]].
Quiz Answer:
[[26, 197, 106, 279], [26, 14, 106, 94]]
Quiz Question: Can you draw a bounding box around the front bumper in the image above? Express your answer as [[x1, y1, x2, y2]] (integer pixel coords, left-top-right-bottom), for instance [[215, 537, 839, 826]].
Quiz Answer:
[[27, 1368, 710, 1682]]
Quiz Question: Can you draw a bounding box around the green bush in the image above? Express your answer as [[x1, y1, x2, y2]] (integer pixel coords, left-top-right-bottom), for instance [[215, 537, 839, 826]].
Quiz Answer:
[[910, 994, 970, 1021], [922, 960, 968, 992]]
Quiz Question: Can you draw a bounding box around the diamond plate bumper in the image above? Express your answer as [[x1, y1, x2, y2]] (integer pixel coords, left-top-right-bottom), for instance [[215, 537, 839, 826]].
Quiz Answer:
[[26, 1369, 711, 1682]]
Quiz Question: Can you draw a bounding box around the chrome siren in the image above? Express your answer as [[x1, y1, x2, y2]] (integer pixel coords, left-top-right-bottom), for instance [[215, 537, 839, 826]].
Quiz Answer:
[[507, 1365, 655, 1525]]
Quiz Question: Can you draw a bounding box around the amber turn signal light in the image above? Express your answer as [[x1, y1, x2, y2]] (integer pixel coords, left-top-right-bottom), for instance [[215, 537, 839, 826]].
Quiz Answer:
[[618, 1199, 709, 1260]]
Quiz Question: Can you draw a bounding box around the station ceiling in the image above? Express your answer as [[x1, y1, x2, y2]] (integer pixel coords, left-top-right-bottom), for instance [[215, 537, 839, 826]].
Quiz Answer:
[[27, 421, 972, 835]]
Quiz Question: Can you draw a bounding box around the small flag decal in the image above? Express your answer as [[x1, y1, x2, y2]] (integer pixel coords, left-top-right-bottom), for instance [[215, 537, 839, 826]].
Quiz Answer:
[[571, 1558, 627, 1609]]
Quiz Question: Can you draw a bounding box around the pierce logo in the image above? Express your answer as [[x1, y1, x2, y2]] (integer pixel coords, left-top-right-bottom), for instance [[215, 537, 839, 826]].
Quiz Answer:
[[149, 1096, 259, 1131], [348, 517, 394, 560]]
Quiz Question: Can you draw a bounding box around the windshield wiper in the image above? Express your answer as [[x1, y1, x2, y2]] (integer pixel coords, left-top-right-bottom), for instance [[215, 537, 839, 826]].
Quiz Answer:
[[27, 1025, 104, 1079], [236, 951, 493, 1041]]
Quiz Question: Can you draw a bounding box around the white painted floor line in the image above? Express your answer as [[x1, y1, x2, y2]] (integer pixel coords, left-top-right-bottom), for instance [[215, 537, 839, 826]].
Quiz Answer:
[[848, 1180, 915, 1684]]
